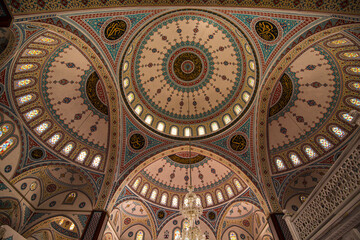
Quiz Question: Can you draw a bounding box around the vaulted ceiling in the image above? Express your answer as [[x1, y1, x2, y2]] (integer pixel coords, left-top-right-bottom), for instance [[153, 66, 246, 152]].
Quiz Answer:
[[0, 1, 359, 239]]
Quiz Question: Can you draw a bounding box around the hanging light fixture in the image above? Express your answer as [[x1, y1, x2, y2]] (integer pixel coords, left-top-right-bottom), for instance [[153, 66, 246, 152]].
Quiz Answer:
[[179, 86, 205, 240]]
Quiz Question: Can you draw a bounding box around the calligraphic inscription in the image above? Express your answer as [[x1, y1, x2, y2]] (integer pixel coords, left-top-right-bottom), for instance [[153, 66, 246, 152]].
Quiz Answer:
[[129, 133, 145, 150], [230, 134, 247, 151], [104, 20, 127, 41], [255, 21, 278, 41]]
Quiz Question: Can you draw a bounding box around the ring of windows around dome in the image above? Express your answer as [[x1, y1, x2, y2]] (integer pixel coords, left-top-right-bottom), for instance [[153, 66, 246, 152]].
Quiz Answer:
[[130, 175, 247, 209]]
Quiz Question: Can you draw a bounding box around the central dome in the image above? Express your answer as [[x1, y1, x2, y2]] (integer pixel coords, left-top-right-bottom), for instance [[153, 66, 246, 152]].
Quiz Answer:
[[120, 10, 258, 139]]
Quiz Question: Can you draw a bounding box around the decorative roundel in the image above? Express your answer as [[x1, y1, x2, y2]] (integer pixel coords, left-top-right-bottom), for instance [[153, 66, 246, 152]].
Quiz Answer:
[[104, 20, 127, 41], [208, 211, 216, 221], [128, 232, 134, 237], [129, 133, 146, 150], [229, 134, 247, 152], [173, 220, 178, 225], [46, 184, 57, 192], [21, 183, 27, 190], [251, 18, 282, 45], [157, 210, 166, 219], [49, 201, 56, 207], [79, 202, 86, 208], [124, 217, 131, 225], [29, 148, 45, 160], [4, 165, 12, 173], [31, 194, 37, 201], [120, 9, 258, 139], [240, 234, 246, 239], [243, 219, 250, 227]]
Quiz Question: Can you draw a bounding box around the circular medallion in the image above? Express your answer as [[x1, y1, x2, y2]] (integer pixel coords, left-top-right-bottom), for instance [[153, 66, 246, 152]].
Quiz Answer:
[[157, 210, 165, 219], [31, 194, 37, 201], [21, 183, 27, 190], [120, 10, 258, 139], [128, 232, 134, 237], [255, 21, 278, 41], [79, 202, 86, 208], [208, 211, 216, 221], [30, 148, 45, 160], [124, 217, 131, 225], [229, 134, 247, 152], [4, 165, 12, 173], [46, 184, 57, 192], [129, 133, 146, 150], [104, 20, 127, 41], [173, 220, 178, 225]]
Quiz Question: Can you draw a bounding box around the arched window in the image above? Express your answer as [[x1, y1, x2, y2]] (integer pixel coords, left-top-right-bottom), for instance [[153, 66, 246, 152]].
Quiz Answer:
[[0, 124, 11, 140], [330, 39, 348, 45], [160, 193, 168, 205], [216, 190, 224, 202], [275, 157, 286, 171], [197, 126, 206, 136], [183, 127, 192, 137], [76, 150, 88, 163], [171, 195, 179, 208], [63, 192, 77, 204], [15, 78, 33, 89], [349, 98, 360, 108], [150, 189, 158, 201], [196, 196, 202, 207], [141, 184, 149, 196], [318, 137, 332, 150], [17, 64, 35, 72], [91, 155, 102, 168], [38, 37, 55, 43], [249, 60, 255, 71], [0, 137, 17, 157], [123, 78, 130, 88], [144, 115, 153, 125], [127, 92, 134, 103], [350, 67, 360, 73], [62, 142, 74, 156], [183, 219, 190, 230], [351, 82, 360, 90], [331, 126, 346, 138], [233, 104, 242, 115], [173, 228, 181, 240], [170, 126, 178, 136], [341, 113, 354, 123], [242, 92, 250, 102], [226, 185, 234, 197], [304, 146, 317, 159], [18, 94, 35, 105], [223, 114, 231, 125], [289, 152, 301, 166], [343, 52, 359, 58], [211, 122, 219, 131], [48, 133, 61, 146], [233, 180, 242, 193], [229, 231, 238, 240], [206, 194, 213, 206], [248, 77, 255, 88], [135, 230, 144, 240], [34, 122, 50, 135], [24, 49, 43, 56], [25, 109, 40, 121], [132, 178, 141, 190], [134, 105, 143, 115]]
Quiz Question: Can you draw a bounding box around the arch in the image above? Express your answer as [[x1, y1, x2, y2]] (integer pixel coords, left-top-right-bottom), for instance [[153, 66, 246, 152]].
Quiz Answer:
[[135, 230, 144, 240], [171, 195, 179, 208]]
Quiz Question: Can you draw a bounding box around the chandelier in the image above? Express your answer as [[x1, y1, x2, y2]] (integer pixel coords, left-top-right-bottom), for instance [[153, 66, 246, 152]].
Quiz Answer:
[[179, 87, 205, 240]]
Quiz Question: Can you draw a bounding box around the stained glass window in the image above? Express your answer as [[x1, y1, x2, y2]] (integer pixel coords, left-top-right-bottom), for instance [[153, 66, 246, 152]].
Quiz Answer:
[[349, 98, 360, 107], [30, 182, 37, 191], [69, 223, 75, 231], [344, 52, 359, 58], [17, 64, 35, 72], [157, 122, 165, 132], [299, 195, 307, 203], [223, 114, 231, 125], [183, 219, 190, 230], [24, 49, 43, 56], [304, 146, 317, 159], [170, 126, 178, 136], [352, 82, 360, 90], [242, 92, 250, 102], [197, 126, 205, 136], [160, 193, 167, 205], [230, 231, 237, 240], [76, 150, 87, 162], [48, 133, 61, 146], [184, 197, 189, 207], [144, 115, 153, 125], [62, 143, 74, 155], [141, 184, 149, 196], [331, 126, 346, 138], [35, 122, 49, 134], [196, 196, 202, 207], [184, 127, 192, 137], [275, 157, 286, 170], [341, 113, 354, 123], [226, 185, 234, 197], [216, 190, 224, 202], [318, 137, 332, 150], [18, 94, 34, 104], [0, 138, 15, 155], [0, 124, 10, 139], [174, 229, 181, 240], [25, 109, 40, 121], [211, 122, 219, 131], [133, 178, 141, 190], [331, 39, 347, 45], [248, 77, 255, 88], [15, 79, 32, 88], [123, 78, 130, 88], [172, 196, 178, 208], [64, 192, 77, 204], [233, 104, 242, 115], [150, 189, 157, 201], [127, 92, 134, 103], [206, 194, 213, 206], [234, 179, 243, 192], [39, 37, 55, 43], [91, 155, 102, 168], [134, 105, 142, 115], [289, 153, 301, 166], [350, 67, 360, 73], [249, 60, 255, 71]]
